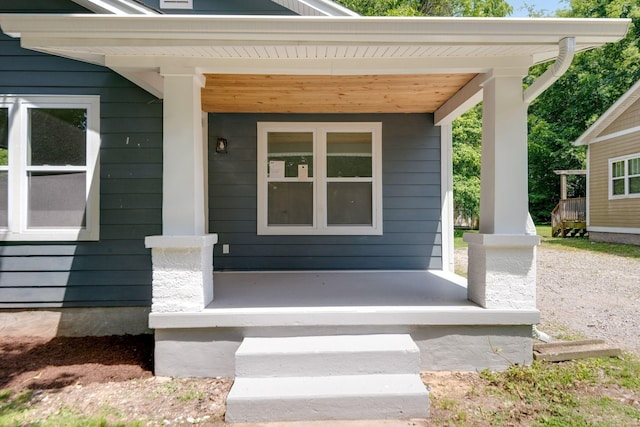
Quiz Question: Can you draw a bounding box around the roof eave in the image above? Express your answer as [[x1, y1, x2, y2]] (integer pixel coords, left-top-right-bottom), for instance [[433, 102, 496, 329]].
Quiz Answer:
[[0, 15, 630, 45]]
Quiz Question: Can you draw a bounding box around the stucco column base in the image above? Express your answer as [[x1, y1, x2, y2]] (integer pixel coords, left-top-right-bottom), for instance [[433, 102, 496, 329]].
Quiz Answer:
[[145, 235, 218, 313], [463, 233, 540, 309]]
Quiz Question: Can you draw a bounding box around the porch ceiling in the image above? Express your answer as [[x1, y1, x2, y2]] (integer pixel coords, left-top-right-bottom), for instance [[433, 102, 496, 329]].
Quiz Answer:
[[202, 73, 477, 113]]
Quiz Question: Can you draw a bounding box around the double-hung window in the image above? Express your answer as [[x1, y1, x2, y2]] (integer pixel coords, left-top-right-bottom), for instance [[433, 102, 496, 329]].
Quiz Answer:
[[257, 122, 382, 235], [609, 153, 640, 199], [0, 95, 100, 241]]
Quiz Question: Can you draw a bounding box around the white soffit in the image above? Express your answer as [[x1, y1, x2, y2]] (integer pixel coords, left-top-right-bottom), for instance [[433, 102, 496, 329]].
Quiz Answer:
[[0, 15, 629, 70], [573, 78, 640, 146], [271, 0, 359, 16]]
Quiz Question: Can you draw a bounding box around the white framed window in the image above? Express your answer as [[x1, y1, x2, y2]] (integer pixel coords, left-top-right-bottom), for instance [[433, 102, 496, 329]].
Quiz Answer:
[[609, 153, 640, 199], [0, 95, 100, 241], [160, 0, 193, 9], [257, 122, 382, 235]]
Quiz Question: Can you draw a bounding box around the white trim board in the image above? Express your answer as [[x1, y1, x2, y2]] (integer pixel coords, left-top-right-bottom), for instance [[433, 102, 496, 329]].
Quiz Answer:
[[588, 226, 640, 235]]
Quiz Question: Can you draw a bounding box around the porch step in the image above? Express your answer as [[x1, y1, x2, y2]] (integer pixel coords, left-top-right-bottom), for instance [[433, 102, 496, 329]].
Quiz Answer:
[[235, 334, 420, 377], [225, 374, 429, 423], [225, 334, 429, 423]]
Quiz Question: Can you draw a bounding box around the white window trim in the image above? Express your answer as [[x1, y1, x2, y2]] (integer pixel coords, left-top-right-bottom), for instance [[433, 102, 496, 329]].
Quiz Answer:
[[160, 0, 193, 10], [609, 152, 640, 200], [257, 122, 382, 235], [0, 95, 100, 241]]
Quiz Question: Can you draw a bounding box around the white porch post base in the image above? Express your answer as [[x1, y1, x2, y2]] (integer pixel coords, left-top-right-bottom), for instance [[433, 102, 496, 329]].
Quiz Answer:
[[145, 235, 218, 313], [464, 233, 540, 309]]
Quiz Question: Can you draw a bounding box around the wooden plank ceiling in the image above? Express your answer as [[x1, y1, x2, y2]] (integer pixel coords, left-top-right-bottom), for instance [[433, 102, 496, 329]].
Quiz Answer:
[[202, 73, 477, 114]]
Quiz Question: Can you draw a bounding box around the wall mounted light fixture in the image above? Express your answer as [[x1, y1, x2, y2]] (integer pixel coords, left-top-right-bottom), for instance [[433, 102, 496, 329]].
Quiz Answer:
[[216, 137, 228, 154]]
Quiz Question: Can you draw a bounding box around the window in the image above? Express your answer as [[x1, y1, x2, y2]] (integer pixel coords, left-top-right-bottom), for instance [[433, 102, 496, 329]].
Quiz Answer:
[[257, 122, 382, 235], [0, 96, 100, 241], [160, 0, 193, 9], [609, 153, 640, 199]]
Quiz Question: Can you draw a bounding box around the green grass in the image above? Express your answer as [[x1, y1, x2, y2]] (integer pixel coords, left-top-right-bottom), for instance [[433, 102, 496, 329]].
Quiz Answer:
[[477, 355, 640, 426], [0, 389, 142, 427]]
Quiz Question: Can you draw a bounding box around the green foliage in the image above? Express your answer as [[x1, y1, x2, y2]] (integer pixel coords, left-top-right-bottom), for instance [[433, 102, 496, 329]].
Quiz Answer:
[[526, 0, 640, 222], [336, 0, 512, 17], [452, 106, 482, 221]]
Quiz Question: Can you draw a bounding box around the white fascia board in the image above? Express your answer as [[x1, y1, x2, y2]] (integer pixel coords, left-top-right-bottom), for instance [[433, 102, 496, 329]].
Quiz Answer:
[[71, 0, 160, 15], [573, 78, 640, 146], [272, 0, 359, 16], [0, 15, 629, 46]]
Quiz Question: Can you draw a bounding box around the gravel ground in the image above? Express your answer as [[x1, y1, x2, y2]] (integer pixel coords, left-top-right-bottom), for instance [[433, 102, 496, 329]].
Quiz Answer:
[[455, 243, 640, 356]]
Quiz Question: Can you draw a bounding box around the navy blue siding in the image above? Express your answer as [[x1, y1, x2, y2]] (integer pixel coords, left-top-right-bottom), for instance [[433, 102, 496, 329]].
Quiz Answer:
[[0, 6, 161, 308], [209, 113, 442, 271], [0, 0, 88, 13], [140, 0, 296, 14]]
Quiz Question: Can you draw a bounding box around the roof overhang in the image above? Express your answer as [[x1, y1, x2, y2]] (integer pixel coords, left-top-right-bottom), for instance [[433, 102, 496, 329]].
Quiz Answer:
[[0, 14, 630, 118]]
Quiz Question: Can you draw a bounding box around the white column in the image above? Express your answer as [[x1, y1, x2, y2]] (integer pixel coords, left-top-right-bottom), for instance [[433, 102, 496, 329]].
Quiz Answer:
[[162, 70, 206, 235], [479, 73, 529, 235], [464, 71, 540, 309], [145, 69, 217, 313]]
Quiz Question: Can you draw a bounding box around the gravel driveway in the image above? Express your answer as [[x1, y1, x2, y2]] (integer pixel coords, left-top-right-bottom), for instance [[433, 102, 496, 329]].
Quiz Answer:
[[455, 243, 640, 356]]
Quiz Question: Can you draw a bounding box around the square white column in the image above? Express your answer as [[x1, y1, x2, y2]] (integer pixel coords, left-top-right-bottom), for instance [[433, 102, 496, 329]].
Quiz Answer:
[[466, 71, 540, 310], [161, 70, 207, 235]]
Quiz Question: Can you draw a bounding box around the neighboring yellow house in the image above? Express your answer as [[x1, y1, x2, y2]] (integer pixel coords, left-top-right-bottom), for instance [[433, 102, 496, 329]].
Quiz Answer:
[[574, 79, 640, 245]]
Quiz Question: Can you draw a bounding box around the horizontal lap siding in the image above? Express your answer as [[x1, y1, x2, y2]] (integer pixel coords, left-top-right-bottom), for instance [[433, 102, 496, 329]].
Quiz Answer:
[[589, 136, 640, 228], [209, 113, 442, 270], [0, 20, 161, 308], [139, 0, 296, 14]]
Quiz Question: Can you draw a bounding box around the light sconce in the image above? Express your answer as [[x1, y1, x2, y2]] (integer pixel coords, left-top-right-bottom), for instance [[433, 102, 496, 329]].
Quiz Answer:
[[216, 137, 228, 154]]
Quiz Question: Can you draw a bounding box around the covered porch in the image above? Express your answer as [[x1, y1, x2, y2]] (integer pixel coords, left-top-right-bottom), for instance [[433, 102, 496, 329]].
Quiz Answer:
[[0, 13, 630, 375]]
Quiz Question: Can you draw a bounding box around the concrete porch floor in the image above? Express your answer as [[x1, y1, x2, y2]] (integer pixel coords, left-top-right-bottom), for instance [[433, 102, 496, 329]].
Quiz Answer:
[[150, 270, 539, 330], [207, 270, 471, 309]]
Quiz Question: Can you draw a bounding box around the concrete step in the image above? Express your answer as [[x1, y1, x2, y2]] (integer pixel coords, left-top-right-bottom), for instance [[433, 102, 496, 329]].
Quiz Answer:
[[235, 334, 420, 377], [225, 374, 430, 423]]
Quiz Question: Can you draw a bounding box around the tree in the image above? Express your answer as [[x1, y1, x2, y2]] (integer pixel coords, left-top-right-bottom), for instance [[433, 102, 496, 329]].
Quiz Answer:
[[525, 0, 640, 222]]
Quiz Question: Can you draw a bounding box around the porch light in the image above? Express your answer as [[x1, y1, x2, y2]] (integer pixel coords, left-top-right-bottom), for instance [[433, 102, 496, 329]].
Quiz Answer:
[[216, 137, 228, 154]]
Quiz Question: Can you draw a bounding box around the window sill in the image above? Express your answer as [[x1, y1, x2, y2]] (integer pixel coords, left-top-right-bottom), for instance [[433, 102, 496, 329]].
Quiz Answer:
[[0, 229, 99, 242]]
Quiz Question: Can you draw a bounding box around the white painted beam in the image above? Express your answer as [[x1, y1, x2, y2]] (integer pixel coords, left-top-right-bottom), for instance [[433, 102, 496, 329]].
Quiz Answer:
[[434, 73, 486, 125]]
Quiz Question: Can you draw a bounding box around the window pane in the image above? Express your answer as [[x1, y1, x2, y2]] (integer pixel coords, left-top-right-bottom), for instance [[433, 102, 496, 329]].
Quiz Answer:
[[0, 171, 7, 228], [630, 157, 640, 176], [630, 176, 640, 194], [28, 172, 86, 228], [29, 108, 87, 166], [0, 108, 7, 166], [327, 182, 372, 225], [613, 178, 625, 196], [268, 182, 313, 226], [612, 160, 625, 178], [267, 132, 313, 178], [327, 132, 372, 178]]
